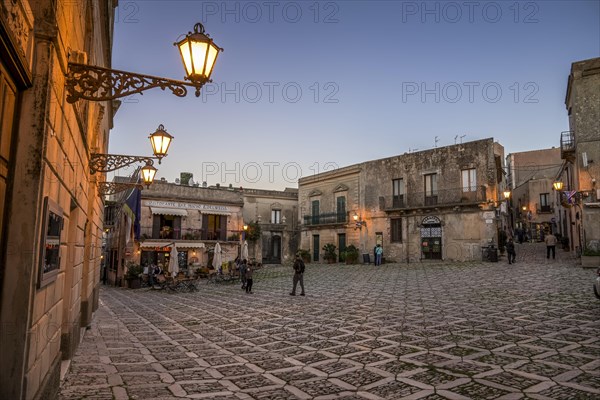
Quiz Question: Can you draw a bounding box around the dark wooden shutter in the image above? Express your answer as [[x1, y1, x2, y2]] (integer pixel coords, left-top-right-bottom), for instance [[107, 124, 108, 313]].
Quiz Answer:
[[152, 215, 161, 238], [219, 216, 227, 241], [337, 196, 346, 222], [201, 214, 208, 240], [391, 219, 402, 243]]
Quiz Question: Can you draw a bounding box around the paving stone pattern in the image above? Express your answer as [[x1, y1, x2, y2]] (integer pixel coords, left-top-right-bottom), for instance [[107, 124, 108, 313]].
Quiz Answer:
[[60, 244, 600, 399]]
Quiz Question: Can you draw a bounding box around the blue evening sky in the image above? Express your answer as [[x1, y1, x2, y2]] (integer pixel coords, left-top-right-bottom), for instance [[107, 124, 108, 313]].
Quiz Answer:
[[109, 0, 600, 190]]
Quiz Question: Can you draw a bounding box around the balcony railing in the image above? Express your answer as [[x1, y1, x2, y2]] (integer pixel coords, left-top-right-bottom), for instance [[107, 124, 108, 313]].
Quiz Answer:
[[139, 227, 241, 242], [104, 203, 118, 227], [392, 195, 404, 208], [382, 186, 487, 210], [560, 130, 575, 159], [303, 212, 348, 226]]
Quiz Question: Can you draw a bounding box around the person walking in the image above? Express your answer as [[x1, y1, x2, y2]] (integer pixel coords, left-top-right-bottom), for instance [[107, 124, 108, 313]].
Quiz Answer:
[[290, 255, 305, 296], [545, 232, 557, 259], [240, 259, 247, 290], [375, 244, 383, 266], [245, 264, 254, 294], [506, 238, 516, 264]]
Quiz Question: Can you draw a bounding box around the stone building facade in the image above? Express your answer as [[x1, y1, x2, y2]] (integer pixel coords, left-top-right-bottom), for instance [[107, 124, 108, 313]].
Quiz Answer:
[[242, 187, 299, 264], [0, 1, 116, 399], [105, 179, 300, 280], [560, 57, 600, 255], [298, 139, 506, 263], [506, 148, 563, 241]]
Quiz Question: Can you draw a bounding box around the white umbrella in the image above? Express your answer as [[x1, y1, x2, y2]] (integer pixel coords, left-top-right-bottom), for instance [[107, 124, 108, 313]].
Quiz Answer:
[[213, 242, 222, 271], [242, 240, 249, 260], [169, 244, 179, 276]]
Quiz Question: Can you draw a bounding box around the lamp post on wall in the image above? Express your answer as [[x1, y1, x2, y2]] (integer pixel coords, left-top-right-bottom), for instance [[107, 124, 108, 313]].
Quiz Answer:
[[553, 180, 564, 238], [503, 190, 512, 234], [66, 23, 223, 102], [353, 212, 366, 230], [91, 125, 171, 195], [66, 24, 221, 194]]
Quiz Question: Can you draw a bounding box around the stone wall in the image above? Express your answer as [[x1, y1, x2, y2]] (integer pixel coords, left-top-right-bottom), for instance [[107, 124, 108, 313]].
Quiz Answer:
[[0, 1, 115, 399], [242, 188, 299, 263], [566, 57, 600, 250], [298, 139, 505, 262]]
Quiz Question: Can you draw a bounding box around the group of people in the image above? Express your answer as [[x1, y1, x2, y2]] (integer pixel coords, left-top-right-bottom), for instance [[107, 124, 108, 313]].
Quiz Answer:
[[505, 231, 558, 265], [230, 255, 307, 296]]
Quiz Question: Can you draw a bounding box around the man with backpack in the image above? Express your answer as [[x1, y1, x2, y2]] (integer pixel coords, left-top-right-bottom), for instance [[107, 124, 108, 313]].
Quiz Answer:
[[290, 255, 306, 296]]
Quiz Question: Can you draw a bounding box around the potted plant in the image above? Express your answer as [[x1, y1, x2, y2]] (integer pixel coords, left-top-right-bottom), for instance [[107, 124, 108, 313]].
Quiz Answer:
[[125, 263, 143, 289], [322, 243, 337, 264], [342, 244, 360, 264], [297, 249, 311, 263]]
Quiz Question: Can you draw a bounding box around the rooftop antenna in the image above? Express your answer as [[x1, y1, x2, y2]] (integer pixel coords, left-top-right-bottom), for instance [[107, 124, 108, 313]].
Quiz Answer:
[[434, 136, 439, 148], [460, 134, 466, 144]]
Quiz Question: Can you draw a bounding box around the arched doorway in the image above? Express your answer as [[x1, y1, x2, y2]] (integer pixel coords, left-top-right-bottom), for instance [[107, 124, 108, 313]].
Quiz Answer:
[[420, 216, 442, 260]]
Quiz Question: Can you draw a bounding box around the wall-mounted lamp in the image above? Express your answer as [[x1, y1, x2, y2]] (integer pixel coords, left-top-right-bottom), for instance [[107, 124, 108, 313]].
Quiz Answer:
[[553, 181, 564, 191], [503, 190, 511, 200], [353, 213, 366, 230], [90, 124, 173, 175], [66, 23, 223, 102]]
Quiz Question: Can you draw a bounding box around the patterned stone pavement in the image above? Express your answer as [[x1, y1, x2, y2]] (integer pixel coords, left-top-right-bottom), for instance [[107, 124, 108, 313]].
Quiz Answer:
[[60, 243, 600, 399]]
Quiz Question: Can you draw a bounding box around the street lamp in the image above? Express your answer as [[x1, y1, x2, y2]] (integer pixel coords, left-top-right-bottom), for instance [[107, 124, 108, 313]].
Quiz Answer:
[[242, 224, 248, 240], [553, 181, 564, 191], [66, 23, 223, 102], [149, 124, 174, 163], [503, 190, 511, 200], [141, 163, 158, 187], [90, 124, 173, 174], [96, 161, 157, 196], [353, 213, 366, 230], [175, 23, 223, 92]]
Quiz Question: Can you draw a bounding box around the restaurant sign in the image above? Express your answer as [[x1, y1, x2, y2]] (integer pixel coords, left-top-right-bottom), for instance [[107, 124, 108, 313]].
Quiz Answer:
[[144, 200, 231, 212]]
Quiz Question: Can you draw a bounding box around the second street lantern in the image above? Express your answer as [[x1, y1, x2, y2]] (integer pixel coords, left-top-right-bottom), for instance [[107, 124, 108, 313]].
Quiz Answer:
[[176, 23, 223, 94], [149, 124, 174, 163]]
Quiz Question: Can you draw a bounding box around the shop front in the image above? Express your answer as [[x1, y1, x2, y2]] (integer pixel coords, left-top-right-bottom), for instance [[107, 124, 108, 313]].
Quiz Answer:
[[139, 241, 206, 275]]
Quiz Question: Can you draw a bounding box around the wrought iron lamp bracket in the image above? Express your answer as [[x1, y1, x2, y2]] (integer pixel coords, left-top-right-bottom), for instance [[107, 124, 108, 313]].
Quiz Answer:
[[89, 153, 156, 174], [66, 62, 208, 103], [97, 182, 144, 196]]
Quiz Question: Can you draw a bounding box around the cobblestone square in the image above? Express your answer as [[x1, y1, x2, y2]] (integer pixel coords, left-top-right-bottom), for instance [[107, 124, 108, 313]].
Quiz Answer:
[[60, 246, 600, 399]]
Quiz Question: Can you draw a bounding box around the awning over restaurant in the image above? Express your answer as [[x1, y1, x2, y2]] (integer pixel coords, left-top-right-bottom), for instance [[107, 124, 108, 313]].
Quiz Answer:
[[140, 241, 172, 249], [175, 242, 206, 249], [200, 211, 231, 216], [151, 207, 188, 217]]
